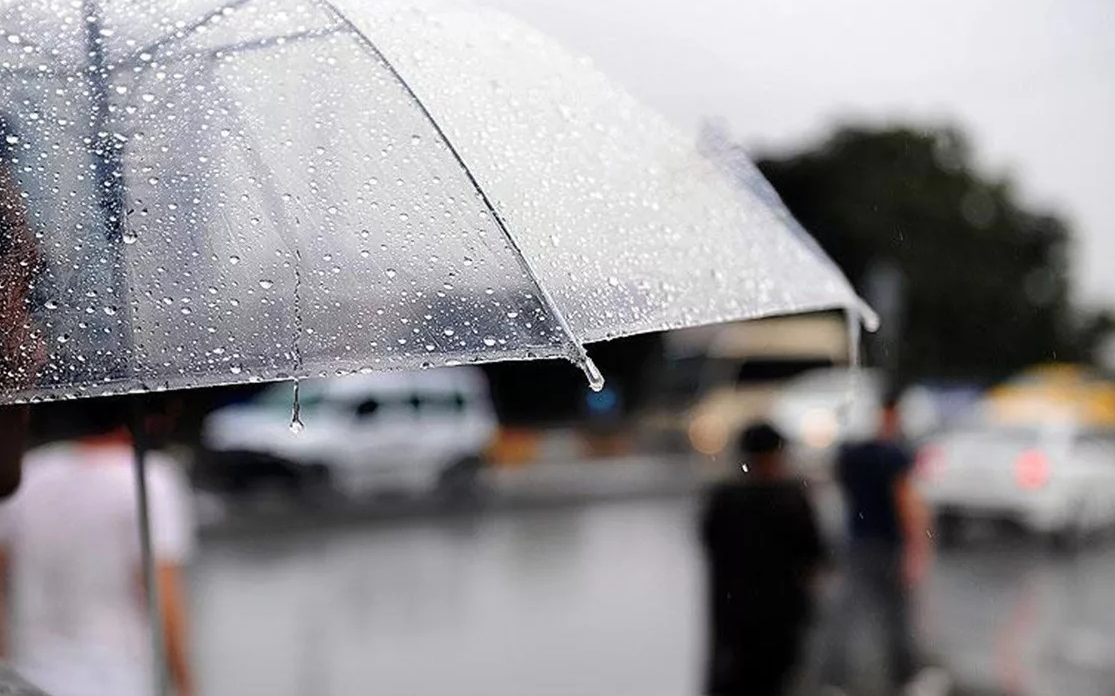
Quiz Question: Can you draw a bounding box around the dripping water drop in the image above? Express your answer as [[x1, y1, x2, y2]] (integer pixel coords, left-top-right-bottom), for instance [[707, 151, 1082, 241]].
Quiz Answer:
[[289, 380, 305, 434]]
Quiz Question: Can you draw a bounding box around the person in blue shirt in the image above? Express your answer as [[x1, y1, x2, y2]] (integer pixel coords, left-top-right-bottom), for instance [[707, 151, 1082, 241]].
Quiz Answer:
[[822, 393, 933, 694]]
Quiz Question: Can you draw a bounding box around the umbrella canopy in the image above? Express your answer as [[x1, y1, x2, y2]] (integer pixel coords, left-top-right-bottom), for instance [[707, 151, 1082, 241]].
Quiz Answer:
[[0, 0, 867, 405]]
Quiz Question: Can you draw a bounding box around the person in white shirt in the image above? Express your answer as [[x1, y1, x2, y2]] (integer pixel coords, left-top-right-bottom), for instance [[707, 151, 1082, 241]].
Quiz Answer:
[[0, 400, 196, 696]]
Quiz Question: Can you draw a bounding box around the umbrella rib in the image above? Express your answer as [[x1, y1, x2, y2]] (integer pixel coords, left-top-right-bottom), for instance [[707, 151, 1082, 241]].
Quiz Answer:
[[121, 0, 256, 65], [1, 27, 344, 79], [312, 0, 598, 380], [115, 26, 346, 73]]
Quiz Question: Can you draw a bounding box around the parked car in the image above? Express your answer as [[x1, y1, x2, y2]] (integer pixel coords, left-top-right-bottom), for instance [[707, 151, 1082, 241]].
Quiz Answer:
[[916, 420, 1115, 545], [201, 367, 497, 496], [767, 367, 941, 479]]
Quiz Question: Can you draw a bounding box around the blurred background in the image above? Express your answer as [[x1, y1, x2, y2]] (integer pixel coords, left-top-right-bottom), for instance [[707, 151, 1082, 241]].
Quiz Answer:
[[12, 1, 1115, 695]]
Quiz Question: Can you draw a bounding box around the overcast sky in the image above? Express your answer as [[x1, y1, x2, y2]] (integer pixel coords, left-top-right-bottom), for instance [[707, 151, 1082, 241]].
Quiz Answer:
[[481, 0, 1115, 309]]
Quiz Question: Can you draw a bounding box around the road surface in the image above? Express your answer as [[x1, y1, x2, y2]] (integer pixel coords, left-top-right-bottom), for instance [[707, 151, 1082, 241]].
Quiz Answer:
[[189, 494, 1115, 696]]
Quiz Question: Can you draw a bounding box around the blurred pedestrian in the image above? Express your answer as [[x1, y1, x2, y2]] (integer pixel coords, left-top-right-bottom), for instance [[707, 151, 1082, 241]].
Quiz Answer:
[[821, 392, 940, 695], [701, 422, 826, 696], [0, 398, 197, 696]]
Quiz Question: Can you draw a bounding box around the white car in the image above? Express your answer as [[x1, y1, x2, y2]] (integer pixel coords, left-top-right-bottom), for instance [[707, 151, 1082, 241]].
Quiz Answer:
[[768, 368, 939, 478], [203, 367, 497, 496], [916, 421, 1115, 543]]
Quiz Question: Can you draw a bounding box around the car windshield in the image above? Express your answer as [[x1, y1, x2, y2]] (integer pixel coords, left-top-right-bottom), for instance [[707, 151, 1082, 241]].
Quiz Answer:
[[710, 357, 835, 388]]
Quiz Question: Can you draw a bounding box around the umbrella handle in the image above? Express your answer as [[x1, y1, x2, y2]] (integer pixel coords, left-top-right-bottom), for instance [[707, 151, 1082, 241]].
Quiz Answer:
[[129, 400, 170, 696]]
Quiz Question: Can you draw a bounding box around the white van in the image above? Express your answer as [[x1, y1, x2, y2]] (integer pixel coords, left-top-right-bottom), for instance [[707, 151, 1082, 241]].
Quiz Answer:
[[202, 367, 497, 496], [768, 367, 941, 478], [676, 313, 851, 457]]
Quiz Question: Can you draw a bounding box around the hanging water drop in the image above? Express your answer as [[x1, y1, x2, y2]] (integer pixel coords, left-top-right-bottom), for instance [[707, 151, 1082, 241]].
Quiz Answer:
[[289, 380, 305, 434]]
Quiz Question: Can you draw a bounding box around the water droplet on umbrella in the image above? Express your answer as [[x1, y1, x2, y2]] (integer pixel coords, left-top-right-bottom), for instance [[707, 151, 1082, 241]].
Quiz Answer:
[[103, 306, 117, 316], [228, 255, 240, 265], [258, 279, 274, 290], [385, 269, 397, 279], [141, 93, 155, 103], [57, 334, 70, 344], [411, 134, 421, 145], [114, 85, 128, 95], [607, 276, 620, 287], [229, 365, 243, 375], [443, 329, 455, 337], [122, 231, 138, 244], [44, 300, 58, 310], [483, 336, 497, 347], [289, 380, 304, 434], [4, 134, 18, 145]]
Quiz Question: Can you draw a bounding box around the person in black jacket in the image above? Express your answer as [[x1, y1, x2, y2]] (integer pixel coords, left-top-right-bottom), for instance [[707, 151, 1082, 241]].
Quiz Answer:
[[701, 422, 826, 696]]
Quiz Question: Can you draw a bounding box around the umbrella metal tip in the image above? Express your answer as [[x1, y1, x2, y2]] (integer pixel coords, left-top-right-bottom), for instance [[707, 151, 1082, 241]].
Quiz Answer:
[[581, 356, 605, 392]]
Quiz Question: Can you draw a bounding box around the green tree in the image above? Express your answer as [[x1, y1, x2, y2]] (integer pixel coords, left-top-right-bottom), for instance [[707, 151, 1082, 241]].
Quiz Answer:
[[755, 125, 1111, 383]]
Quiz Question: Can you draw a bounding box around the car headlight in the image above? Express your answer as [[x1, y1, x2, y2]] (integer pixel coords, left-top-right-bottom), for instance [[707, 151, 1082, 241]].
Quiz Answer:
[[801, 408, 838, 449], [688, 415, 728, 456]]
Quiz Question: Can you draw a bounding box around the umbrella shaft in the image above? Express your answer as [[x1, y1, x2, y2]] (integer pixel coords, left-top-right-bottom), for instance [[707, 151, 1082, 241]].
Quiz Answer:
[[130, 406, 170, 696]]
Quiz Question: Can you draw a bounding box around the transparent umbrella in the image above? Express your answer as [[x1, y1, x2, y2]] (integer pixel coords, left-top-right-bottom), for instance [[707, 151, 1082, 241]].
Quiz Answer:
[[0, 0, 871, 693]]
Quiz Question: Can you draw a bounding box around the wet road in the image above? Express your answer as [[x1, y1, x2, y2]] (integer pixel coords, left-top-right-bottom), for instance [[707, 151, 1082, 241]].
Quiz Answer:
[[189, 496, 1115, 696]]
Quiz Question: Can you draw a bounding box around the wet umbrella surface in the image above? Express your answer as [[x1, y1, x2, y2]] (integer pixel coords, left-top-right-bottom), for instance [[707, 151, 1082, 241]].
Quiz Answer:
[[0, 0, 868, 405]]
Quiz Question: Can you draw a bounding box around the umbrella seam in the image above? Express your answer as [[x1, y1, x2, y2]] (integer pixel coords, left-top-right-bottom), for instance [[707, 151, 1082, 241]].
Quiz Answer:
[[311, 0, 592, 370]]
